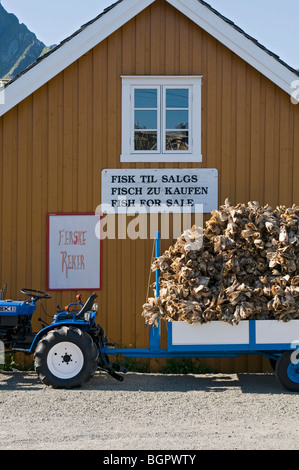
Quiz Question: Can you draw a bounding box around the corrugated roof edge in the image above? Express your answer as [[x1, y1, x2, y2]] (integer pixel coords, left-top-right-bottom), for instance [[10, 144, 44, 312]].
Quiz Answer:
[[197, 0, 299, 76], [3, 0, 123, 88], [2, 0, 299, 90]]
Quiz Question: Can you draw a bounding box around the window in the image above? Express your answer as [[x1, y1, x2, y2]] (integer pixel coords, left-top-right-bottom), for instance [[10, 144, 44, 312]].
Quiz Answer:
[[121, 76, 202, 162]]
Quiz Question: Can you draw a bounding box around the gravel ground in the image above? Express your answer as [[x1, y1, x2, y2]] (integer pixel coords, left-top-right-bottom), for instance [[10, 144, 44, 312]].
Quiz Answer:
[[0, 370, 298, 451]]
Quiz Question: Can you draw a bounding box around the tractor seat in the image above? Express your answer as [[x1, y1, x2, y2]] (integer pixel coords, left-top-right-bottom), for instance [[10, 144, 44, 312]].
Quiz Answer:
[[75, 293, 97, 320]]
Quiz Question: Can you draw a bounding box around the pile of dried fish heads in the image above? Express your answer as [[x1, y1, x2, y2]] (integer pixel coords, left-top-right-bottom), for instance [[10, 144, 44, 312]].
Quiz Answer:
[[142, 200, 299, 325]]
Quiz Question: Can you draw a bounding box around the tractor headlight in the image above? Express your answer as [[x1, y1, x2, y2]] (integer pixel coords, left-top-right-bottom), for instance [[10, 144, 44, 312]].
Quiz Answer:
[[84, 311, 90, 322], [92, 303, 98, 312]]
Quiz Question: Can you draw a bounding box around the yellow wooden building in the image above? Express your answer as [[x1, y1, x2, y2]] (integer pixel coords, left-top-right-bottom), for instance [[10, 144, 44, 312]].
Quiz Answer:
[[1, 0, 299, 372]]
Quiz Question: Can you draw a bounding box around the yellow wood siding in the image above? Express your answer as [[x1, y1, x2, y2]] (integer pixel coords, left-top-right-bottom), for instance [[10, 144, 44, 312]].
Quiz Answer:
[[0, 0, 299, 372]]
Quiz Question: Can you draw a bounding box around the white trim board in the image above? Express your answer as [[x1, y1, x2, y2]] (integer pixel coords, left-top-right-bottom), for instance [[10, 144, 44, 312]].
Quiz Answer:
[[0, 0, 155, 117], [255, 320, 299, 345], [171, 321, 249, 345], [167, 0, 298, 98], [1, 0, 298, 117]]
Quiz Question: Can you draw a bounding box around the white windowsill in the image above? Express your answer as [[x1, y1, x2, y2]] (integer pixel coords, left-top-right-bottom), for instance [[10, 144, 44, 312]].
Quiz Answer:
[[120, 154, 203, 163]]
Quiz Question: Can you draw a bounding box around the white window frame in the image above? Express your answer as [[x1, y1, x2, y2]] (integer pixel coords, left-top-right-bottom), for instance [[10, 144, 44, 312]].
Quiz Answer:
[[131, 85, 161, 155], [121, 76, 202, 163], [163, 85, 191, 154]]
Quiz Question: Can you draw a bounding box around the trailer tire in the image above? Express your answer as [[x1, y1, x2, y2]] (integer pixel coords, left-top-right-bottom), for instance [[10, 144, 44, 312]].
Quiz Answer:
[[275, 350, 299, 392], [34, 326, 98, 388]]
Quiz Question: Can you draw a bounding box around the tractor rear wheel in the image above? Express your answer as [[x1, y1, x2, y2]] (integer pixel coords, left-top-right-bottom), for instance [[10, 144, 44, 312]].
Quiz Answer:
[[34, 326, 98, 388]]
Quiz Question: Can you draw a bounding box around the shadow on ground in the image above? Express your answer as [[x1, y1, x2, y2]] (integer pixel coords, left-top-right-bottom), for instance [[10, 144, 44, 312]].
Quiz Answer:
[[0, 369, 292, 394]]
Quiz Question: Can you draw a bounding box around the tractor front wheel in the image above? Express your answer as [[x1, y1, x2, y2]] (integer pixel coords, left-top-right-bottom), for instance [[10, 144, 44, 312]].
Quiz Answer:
[[34, 326, 98, 388]]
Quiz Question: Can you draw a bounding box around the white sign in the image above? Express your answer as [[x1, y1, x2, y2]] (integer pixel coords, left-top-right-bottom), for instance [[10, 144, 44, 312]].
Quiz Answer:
[[101, 168, 218, 213], [47, 214, 101, 290]]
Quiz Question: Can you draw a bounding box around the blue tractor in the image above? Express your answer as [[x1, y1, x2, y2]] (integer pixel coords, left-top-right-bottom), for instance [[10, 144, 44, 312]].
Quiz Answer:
[[0, 285, 125, 388]]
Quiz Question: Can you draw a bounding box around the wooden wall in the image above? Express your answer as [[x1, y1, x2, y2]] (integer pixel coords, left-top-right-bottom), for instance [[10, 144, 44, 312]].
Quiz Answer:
[[0, 0, 299, 372]]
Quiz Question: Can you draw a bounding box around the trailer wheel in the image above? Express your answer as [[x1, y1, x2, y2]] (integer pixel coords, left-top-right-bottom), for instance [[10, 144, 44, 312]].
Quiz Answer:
[[34, 326, 98, 388], [275, 350, 299, 392]]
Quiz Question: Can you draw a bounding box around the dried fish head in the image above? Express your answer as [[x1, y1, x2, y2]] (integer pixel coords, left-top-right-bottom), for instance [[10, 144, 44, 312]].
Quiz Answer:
[[142, 200, 299, 326]]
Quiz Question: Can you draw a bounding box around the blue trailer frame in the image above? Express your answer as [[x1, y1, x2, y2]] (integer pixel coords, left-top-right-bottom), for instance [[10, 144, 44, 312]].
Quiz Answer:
[[102, 232, 299, 366]]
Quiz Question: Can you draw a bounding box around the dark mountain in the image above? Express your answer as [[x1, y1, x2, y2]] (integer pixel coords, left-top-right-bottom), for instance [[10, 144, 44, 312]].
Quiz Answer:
[[0, 3, 54, 80]]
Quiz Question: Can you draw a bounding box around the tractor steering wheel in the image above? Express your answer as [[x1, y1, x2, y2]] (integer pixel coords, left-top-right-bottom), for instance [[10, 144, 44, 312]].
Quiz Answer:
[[20, 288, 52, 302]]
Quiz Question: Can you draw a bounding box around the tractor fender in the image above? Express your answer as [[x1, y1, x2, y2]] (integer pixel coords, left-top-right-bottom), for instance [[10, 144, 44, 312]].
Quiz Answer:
[[29, 321, 90, 353]]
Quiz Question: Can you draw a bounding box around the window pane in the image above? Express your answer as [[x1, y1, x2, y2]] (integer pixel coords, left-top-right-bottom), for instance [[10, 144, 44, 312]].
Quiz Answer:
[[165, 131, 188, 151], [135, 110, 157, 129], [134, 131, 157, 151], [166, 89, 189, 108], [134, 89, 157, 108], [166, 110, 188, 129]]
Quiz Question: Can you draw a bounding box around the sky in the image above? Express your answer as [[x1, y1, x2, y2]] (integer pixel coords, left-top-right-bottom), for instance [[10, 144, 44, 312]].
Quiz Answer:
[[1, 0, 298, 69]]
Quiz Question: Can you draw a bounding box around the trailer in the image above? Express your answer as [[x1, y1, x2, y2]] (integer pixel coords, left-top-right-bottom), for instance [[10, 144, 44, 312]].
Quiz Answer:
[[103, 232, 299, 392], [2, 232, 298, 390]]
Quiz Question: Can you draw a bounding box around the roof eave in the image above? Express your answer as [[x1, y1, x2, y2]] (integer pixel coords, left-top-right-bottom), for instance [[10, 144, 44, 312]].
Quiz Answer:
[[168, 0, 299, 98], [0, 0, 155, 117], [1, 0, 298, 117]]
